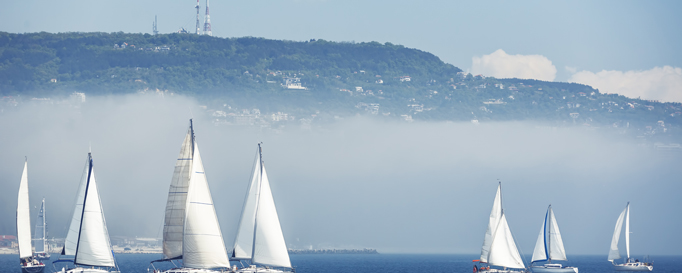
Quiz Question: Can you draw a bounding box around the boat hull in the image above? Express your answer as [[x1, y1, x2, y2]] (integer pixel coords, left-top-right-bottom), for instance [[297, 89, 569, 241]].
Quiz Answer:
[[64, 268, 119, 273], [154, 268, 224, 273], [21, 264, 45, 273], [614, 263, 653, 271], [236, 268, 287, 273], [530, 265, 578, 273], [478, 269, 526, 273]]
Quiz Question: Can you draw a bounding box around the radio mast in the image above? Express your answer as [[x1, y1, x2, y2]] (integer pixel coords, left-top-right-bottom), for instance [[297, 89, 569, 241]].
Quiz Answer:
[[203, 0, 212, 36], [195, 0, 201, 34]]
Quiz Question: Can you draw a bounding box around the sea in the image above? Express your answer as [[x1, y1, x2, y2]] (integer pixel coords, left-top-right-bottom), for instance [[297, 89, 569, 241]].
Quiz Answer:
[[1, 254, 679, 273]]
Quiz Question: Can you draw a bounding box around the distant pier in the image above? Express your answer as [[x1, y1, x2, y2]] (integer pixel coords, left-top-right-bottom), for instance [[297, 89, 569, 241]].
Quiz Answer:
[[288, 248, 378, 254]]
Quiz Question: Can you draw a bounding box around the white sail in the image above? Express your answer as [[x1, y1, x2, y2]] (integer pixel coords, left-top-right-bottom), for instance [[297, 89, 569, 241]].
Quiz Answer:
[[162, 127, 194, 260], [487, 213, 525, 269], [608, 206, 627, 262], [231, 153, 261, 260], [625, 203, 630, 260], [182, 142, 230, 269], [33, 199, 47, 253], [480, 183, 502, 263], [64, 158, 90, 256], [252, 167, 292, 268], [17, 161, 33, 259], [74, 161, 116, 267], [531, 212, 548, 263], [547, 207, 567, 261]]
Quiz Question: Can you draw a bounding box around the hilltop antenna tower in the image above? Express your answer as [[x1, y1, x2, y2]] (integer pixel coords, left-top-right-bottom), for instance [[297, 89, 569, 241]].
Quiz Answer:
[[153, 15, 159, 35], [203, 0, 212, 36], [195, 0, 201, 34]]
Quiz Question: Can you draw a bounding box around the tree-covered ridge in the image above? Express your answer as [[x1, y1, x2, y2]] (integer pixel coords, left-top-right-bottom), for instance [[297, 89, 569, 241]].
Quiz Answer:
[[0, 32, 681, 143], [0, 32, 460, 95]]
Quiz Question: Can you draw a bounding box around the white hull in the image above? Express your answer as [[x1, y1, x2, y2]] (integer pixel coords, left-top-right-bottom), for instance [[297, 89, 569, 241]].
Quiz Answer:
[[155, 268, 225, 273], [236, 267, 287, 273], [21, 264, 45, 273], [478, 269, 525, 273], [614, 263, 653, 271], [64, 268, 119, 273], [530, 265, 578, 273]]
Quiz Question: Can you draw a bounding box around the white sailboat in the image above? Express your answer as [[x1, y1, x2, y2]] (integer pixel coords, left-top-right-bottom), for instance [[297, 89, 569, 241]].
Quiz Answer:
[[474, 183, 525, 273], [608, 203, 653, 271], [54, 152, 120, 273], [33, 198, 51, 260], [231, 144, 292, 273], [529, 205, 577, 273], [17, 160, 46, 273], [150, 120, 230, 273], [53, 153, 119, 273]]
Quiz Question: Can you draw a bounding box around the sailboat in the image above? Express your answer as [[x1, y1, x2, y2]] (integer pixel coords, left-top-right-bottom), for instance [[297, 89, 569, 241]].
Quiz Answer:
[[474, 182, 525, 273], [150, 120, 230, 273], [608, 202, 653, 271], [54, 152, 120, 273], [529, 205, 578, 273], [231, 144, 292, 273], [17, 160, 46, 273], [33, 198, 51, 260]]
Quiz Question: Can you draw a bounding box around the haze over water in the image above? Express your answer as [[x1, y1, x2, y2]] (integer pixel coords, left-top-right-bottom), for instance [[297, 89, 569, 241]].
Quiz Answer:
[[0, 94, 680, 257]]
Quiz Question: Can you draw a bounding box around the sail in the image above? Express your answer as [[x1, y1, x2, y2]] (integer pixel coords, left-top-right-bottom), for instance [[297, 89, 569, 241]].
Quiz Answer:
[[182, 142, 230, 269], [531, 210, 548, 263], [252, 166, 292, 268], [17, 161, 33, 259], [547, 207, 567, 261], [162, 126, 194, 260], [74, 158, 116, 267], [625, 203, 630, 260], [480, 183, 502, 262], [64, 158, 90, 256], [33, 199, 46, 253], [232, 152, 261, 260], [487, 213, 525, 269], [608, 206, 627, 262]]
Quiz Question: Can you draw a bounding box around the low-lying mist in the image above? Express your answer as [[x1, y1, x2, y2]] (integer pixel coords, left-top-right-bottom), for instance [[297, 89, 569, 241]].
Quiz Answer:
[[0, 94, 679, 256]]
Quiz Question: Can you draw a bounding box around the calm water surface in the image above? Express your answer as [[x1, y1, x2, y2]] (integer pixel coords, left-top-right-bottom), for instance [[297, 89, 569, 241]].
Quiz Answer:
[[1, 254, 679, 273]]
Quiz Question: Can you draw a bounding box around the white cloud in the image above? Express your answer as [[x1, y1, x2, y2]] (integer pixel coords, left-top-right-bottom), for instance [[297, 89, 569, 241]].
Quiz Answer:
[[569, 66, 682, 102], [471, 49, 557, 81]]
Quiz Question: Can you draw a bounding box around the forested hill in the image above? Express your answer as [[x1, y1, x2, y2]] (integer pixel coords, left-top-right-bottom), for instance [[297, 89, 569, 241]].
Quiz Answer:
[[0, 31, 460, 95], [1, 32, 681, 143]]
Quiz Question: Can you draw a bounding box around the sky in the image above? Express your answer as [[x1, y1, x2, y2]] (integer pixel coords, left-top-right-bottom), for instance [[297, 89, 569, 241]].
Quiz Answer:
[[1, 0, 682, 102], [0, 95, 681, 256]]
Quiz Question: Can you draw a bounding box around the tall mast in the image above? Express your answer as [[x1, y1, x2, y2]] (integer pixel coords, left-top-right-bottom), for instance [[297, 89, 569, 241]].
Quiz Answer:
[[42, 198, 47, 252], [203, 0, 212, 36], [250, 143, 263, 261], [625, 202, 630, 261], [195, 0, 201, 34], [546, 205, 551, 263]]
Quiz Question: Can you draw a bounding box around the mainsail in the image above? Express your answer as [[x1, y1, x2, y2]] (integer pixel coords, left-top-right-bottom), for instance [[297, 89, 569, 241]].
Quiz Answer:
[[162, 125, 194, 260], [487, 213, 525, 269], [480, 183, 502, 263], [231, 153, 261, 260], [182, 142, 230, 269], [17, 161, 33, 259], [531, 205, 567, 263], [64, 158, 90, 256], [608, 204, 628, 262], [73, 154, 116, 268]]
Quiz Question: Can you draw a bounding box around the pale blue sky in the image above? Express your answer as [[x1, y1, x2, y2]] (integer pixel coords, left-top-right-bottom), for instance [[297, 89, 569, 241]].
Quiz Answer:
[[2, 1, 681, 99]]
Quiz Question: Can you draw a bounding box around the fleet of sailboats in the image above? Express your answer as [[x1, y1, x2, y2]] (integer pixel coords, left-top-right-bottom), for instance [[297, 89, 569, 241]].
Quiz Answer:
[[529, 205, 577, 273], [475, 183, 525, 273], [9, 121, 662, 273], [231, 144, 292, 273], [17, 160, 46, 273], [608, 203, 653, 271]]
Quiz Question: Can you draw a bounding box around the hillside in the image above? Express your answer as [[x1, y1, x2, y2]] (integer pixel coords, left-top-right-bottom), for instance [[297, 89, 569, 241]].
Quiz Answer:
[[0, 32, 681, 143]]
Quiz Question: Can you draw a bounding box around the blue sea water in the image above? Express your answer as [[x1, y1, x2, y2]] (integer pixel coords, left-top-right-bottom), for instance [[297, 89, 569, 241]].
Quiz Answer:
[[0, 254, 679, 273]]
